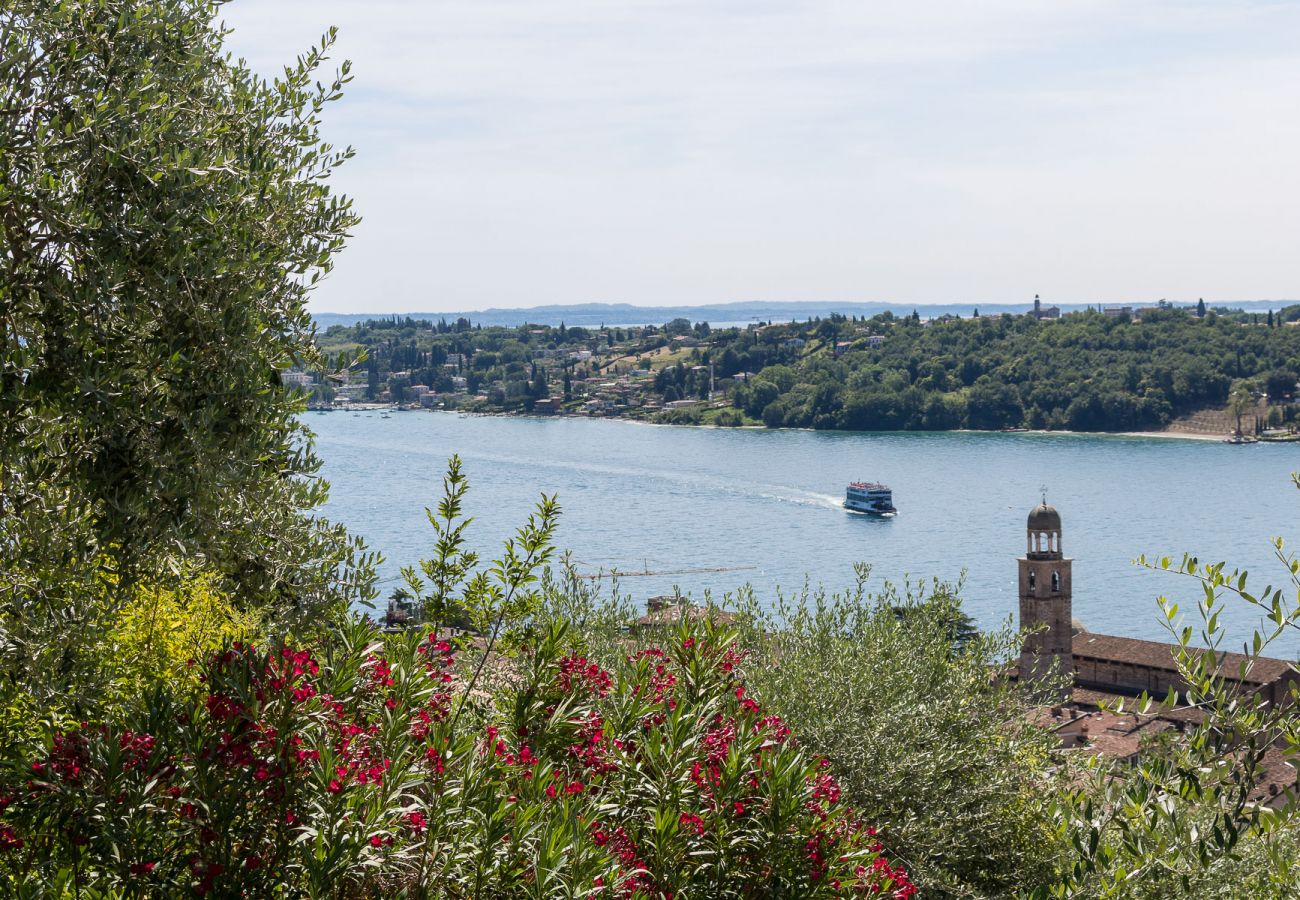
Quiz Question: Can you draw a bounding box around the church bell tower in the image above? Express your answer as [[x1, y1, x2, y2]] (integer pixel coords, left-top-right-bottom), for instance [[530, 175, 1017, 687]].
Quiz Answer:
[[1019, 499, 1073, 688]]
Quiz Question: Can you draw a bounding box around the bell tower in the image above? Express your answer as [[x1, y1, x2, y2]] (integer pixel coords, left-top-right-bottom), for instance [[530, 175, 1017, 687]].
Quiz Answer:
[[1018, 498, 1073, 690]]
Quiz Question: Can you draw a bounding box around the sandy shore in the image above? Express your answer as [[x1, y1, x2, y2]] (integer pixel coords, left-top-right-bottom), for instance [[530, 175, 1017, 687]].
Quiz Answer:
[[1120, 430, 1225, 443]]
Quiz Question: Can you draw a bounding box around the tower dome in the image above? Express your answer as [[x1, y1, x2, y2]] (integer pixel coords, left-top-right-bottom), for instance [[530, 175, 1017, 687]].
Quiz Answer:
[[1027, 502, 1061, 531], [1026, 500, 1062, 560]]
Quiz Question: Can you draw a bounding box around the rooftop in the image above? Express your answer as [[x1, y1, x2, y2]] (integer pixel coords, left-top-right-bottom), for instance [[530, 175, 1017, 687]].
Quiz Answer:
[[1072, 633, 1296, 686], [633, 601, 739, 629]]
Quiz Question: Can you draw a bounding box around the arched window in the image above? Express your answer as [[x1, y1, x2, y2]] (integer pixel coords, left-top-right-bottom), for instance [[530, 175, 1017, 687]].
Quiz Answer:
[[1051, 571, 1060, 593], [1028, 570, 1036, 591]]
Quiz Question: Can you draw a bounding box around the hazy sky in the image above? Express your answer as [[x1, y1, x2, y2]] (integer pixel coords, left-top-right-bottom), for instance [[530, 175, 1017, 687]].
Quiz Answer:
[[221, 1, 1300, 314]]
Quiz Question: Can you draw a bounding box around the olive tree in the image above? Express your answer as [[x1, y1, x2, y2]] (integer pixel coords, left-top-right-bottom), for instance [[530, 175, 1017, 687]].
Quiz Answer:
[[0, 0, 372, 715], [734, 570, 1067, 898]]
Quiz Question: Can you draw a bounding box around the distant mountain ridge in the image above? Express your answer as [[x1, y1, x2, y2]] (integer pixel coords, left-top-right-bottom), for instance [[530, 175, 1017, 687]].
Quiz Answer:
[[312, 299, 1295, 330]]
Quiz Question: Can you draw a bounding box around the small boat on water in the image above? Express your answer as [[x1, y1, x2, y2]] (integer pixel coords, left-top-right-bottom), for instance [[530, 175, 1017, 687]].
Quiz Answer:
[[844, 482, 896, 516]]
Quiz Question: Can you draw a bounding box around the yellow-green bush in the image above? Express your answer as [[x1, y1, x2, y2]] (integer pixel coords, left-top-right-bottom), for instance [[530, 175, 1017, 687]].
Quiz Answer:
[[103, 574, 264, 700]]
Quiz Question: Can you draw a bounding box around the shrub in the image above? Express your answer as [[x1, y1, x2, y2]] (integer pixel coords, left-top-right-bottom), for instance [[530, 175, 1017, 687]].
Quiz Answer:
[[0, 615, 913, 898], [0, 574, 263, 762], [731, 569, 1065, 898]]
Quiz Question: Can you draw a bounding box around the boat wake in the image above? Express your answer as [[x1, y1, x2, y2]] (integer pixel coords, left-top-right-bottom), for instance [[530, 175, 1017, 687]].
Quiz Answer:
[[760, 491, 843, 509]]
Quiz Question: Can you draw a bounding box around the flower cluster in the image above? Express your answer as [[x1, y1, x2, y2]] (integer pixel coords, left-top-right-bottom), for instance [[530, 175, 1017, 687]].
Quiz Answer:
[[556, 654, 613, 697]]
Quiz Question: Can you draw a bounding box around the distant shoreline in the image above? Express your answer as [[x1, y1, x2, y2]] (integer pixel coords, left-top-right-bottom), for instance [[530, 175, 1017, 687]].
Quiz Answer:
[[312, 298, 1299, 330], [315, 405, 1243, 443]]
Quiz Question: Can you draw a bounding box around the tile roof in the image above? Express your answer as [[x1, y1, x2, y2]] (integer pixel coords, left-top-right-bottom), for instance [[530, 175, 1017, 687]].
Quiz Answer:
[[1072, 633, 1296, 686], [633, 604, 739, 628]]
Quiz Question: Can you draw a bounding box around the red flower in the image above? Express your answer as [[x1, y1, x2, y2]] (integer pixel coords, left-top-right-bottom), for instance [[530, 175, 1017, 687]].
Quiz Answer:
[[678, 812, 705, 836]]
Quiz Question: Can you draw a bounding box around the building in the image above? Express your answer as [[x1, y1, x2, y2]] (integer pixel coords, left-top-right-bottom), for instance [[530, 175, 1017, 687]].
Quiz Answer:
[[1028, 294, 1061, 320], [1018, 501, 1072, 692], [1016, 501, 1300, 804], [631, 597, 739, 637], [1017, 502, 1298, 704]]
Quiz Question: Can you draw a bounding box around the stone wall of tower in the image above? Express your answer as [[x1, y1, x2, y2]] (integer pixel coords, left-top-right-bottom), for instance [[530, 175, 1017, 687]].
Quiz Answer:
[[1018, 555, 1073, 685]]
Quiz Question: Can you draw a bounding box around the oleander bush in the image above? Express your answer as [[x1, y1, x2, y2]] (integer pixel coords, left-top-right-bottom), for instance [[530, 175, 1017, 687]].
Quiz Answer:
[[0, 614, 913, 898], [540, 569, 1068, 899]]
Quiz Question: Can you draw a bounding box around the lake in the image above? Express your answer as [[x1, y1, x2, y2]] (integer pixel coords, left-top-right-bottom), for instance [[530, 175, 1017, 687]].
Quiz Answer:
[[312, 411, 1300, 657]]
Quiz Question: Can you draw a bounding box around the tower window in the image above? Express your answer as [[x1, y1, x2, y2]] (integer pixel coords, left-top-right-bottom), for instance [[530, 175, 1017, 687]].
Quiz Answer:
[[1051, 571, 1060, 593], [1028, 571, 1036, 590]]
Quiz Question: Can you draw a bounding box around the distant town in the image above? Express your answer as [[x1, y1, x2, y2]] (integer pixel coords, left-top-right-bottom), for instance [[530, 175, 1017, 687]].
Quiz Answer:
[[302, 299, 1300, 437]]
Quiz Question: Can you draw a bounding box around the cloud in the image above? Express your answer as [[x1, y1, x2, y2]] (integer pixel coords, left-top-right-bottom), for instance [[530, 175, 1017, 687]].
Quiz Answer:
[[220, 0, 1300, 312]]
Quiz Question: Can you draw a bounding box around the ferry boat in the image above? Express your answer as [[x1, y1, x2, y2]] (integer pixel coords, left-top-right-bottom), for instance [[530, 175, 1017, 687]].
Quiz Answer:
[[844, 482, 896, 516]]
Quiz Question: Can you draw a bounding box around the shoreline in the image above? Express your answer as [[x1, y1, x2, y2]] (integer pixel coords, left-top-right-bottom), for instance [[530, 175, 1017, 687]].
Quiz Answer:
[[320, 404, 1243, 443]]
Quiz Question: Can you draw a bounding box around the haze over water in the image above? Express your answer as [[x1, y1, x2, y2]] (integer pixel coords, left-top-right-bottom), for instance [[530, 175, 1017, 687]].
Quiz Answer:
[[314, 412, 1300, 658]]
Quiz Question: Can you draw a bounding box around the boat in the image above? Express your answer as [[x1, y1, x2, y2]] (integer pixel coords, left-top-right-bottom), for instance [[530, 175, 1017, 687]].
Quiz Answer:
[[843, 482, 896, 515]]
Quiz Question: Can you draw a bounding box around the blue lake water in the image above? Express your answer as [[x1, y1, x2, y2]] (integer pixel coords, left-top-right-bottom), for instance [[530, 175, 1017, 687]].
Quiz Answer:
[[312, 411, 1300, 658]]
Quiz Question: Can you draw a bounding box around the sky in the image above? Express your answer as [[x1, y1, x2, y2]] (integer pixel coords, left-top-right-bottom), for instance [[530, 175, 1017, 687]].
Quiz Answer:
[[220, 1, 1300, 314]]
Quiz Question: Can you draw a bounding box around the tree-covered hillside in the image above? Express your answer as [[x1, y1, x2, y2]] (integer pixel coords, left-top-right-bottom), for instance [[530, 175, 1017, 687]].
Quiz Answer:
[[727, 307, 1300, 431], [319, 306, 1300, 433]]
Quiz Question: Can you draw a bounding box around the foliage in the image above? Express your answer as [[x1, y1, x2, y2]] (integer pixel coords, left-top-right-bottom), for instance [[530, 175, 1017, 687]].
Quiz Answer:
[[325, 307, 1300, 433], [0, 0, 375, 725], [0, 611, 914, 898], [731, 567, 1065, 898], [104, 575, 264, 704], [726, 310, 1300, 432]]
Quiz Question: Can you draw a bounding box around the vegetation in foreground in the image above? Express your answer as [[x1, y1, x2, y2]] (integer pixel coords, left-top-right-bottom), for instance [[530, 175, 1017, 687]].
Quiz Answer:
[[4, 2, 1300, 897]]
